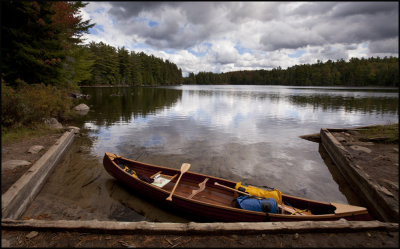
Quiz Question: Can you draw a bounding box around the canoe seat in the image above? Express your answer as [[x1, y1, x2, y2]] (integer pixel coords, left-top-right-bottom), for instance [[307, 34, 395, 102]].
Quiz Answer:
[[187, 178, 209, 199], [150, 171, 178, 188]]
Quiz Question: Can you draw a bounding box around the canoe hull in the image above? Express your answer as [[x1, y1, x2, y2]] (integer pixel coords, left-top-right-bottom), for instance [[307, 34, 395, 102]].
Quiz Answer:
[[103, 152, 372, 222]]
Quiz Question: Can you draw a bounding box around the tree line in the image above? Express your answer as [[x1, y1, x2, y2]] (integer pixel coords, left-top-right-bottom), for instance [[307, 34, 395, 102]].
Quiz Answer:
[[81, 42, 183, 86], [184, 57, 399, 87]]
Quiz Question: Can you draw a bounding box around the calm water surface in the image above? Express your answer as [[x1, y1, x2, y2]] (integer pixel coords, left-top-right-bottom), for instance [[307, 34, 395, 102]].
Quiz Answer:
[[24, 85, 398, 222]]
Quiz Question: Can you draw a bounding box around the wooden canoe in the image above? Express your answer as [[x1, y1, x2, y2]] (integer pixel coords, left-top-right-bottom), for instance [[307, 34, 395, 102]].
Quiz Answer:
[[103, 152, 372, 222]]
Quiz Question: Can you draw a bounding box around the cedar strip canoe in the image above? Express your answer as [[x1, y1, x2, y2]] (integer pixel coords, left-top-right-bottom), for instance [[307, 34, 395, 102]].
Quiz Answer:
[[103, 152, 372, 222]]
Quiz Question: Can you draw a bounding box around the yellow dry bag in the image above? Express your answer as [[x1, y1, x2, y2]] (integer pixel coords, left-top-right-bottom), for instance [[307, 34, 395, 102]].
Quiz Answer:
[[235, 182, 282, 204]]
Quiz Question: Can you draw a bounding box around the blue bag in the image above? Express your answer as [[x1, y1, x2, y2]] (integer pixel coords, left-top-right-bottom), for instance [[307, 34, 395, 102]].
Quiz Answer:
[[236, 195, 278, 214]]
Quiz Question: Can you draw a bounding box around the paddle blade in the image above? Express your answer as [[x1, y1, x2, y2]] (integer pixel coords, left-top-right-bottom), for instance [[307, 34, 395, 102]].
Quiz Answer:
[[181, 163, 191, 172]]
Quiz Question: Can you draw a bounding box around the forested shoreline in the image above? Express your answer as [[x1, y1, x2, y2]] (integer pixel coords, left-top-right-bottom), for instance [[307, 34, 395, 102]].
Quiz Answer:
[[1, 1, 398, 89], [1, 1, 399, 131], [184, 57, 399, 87], [80, 42, 183, 86]]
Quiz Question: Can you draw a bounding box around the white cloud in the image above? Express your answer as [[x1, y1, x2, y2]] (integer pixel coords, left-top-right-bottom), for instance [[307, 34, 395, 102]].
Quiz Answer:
[[81, 2, 399, 76]]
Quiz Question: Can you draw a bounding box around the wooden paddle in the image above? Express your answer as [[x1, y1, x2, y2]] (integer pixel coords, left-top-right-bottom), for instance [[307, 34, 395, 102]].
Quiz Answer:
[[166, 163, 191, 201]]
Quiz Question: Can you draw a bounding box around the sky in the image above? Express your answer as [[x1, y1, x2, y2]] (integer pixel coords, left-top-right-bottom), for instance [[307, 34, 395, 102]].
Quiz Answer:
[[80, 1, 399, 76]]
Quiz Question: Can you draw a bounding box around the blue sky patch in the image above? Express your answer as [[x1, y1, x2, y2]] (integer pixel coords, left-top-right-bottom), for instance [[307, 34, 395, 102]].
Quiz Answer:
[[148, 20, 159, 27], [288, 49, 306, 58], [89, 25, 104, 35], [234, 44, 253, 55], [164, 49, 177, 54]]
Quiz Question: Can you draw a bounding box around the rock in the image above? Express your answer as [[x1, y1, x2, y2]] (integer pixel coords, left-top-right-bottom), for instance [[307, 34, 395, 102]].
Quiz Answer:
[[293, 233, 299, 240], [28, 145, 44, 154], [73, 103, 90, 116], [26, 231, 39, 239], [353, 141, 374, 146], [44, 118, 63, 129], [2, 160, 31, 170], [349, 145, 371, 154], [393, 147, 399, 153], [71, 92, 90, 99], [74, 103, 89, 111], [336, 136, 347, 143]]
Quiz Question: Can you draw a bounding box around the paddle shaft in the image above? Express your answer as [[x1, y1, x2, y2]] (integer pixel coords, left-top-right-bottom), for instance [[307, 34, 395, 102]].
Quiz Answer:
[[214, 182, 250, 196], [166, 163, 191, 201]]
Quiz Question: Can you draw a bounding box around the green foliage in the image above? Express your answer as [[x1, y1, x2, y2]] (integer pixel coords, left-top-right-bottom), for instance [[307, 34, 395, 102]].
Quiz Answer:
[[82, 42, 183, 86], [184, 57, 399, 86], [1, 80, 24, 127], [1, 79, 77, 128], [63, 45, 95, 86], [358, 124, 399, 144], [1, 1, 94, 87]]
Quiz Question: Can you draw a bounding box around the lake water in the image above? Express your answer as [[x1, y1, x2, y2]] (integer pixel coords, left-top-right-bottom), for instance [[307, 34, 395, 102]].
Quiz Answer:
[[24, 85, 398, 222]]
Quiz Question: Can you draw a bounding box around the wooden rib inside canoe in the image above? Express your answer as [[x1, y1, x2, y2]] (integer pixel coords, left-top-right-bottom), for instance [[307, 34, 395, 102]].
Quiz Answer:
[[103, 152, 372, 222]]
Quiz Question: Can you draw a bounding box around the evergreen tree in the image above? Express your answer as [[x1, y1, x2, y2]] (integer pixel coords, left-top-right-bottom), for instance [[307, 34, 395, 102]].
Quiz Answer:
[[1, 1, 94, 87]]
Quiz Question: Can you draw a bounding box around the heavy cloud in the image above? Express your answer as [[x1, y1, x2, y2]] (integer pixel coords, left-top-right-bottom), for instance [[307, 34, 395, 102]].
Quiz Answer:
[[82, 2, 398, 74]]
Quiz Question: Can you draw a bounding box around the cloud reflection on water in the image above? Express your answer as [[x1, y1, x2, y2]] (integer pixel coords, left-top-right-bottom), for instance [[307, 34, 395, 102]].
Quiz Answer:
[[84, 85, 397, 203]]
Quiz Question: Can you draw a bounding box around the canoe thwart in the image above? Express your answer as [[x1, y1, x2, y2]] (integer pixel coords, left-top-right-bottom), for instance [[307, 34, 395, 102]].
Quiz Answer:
[[188, 178, 209, 199]]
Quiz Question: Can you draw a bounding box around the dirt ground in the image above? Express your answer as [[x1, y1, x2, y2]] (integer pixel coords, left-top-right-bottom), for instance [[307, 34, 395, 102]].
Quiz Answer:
[[1, 127, 399, 248], [1, 228, 398, 248], [330, 128, 398, 212], [1, 132, 63, 194]]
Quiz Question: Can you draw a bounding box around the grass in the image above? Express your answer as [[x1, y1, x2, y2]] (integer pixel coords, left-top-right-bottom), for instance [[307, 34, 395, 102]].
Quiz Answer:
[[358, 123, 399, 144], [1, 124, 64, 146]]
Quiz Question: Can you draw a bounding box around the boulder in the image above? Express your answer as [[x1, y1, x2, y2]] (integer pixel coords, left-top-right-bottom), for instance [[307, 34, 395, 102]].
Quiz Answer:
[[2, 160, 31, 170], [28, 145, 44, 154], [44, 118, 63, 129], [73, 103, 90, 116], [74, 103, 89, 111]]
